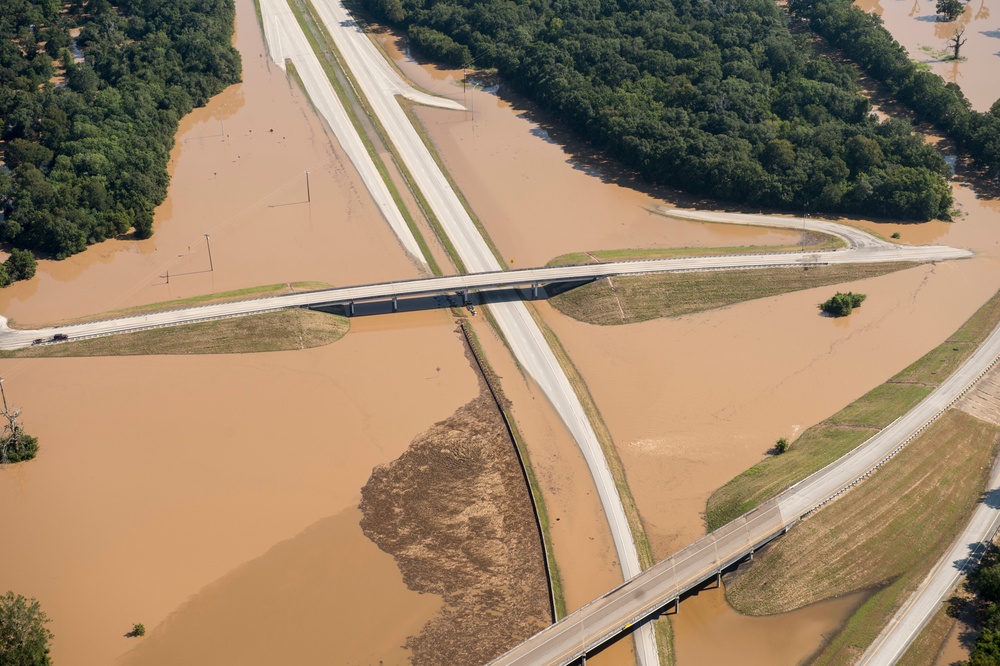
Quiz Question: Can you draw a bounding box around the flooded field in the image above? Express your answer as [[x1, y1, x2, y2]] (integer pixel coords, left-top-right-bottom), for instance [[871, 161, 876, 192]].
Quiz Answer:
[[0, 311, 476, 665], [673, 584, 866, 665], [0, 0, 421, 328], [0, 1, 487, 664], [855, 0, 1000, 111], [377, 26, 1000, 664]]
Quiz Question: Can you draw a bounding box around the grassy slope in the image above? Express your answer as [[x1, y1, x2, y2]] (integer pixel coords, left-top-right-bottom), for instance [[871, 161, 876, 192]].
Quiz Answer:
[[725, 409, 999, 665], [549, 263, 915, 326], [706, 287, 1000, 530], [2, 309, 349, 357]]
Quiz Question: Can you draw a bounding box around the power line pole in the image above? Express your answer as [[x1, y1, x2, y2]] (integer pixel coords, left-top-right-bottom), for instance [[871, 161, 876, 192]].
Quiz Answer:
[[204, 234, 214, 272], [305, 171, 311, 203]]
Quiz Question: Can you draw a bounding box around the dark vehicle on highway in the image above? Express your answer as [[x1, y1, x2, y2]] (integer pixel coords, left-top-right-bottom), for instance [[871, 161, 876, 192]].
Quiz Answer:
[[52, 333, 69, 341], [32, 338, 43, 345]]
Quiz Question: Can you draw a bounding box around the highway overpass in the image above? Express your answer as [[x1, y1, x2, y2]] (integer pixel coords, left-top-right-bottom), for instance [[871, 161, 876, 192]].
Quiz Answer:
[[0, 244, 970, 351]]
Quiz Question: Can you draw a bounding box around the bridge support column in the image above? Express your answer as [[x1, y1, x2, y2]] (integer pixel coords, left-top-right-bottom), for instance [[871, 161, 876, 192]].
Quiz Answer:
[[749, 549, 754, 561], [675, 597, 679, 614], [392, 295, 398, 312], [716, 571, 722, 588], [349, 301, 355, 316], [463, 289, 470, 305], [532, 282, 539, 299]]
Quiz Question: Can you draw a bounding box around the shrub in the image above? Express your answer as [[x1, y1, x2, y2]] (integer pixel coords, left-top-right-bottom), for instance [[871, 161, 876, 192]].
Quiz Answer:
[[819, 292, 867, 317], [775, 438, 790, 454], [132, 623, 146, 637]]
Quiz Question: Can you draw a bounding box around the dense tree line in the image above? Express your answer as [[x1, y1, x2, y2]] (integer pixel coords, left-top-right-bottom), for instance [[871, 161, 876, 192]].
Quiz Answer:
[[364, 0, 956, 221], [790, 0, 1000, 174], [964, 546, 1000, 665], [0, 0, 241, 261]]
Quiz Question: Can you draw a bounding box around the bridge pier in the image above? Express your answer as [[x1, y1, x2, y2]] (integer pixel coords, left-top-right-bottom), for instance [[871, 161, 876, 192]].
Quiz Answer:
[[749, 548, 754, 560], [716, 571, 722, 588], [349, 300, 355, 316], [532, 282, 539, 299], [392, 295, 398, 312], [675, 597, 679, 614], [462, 289, 470, 305]]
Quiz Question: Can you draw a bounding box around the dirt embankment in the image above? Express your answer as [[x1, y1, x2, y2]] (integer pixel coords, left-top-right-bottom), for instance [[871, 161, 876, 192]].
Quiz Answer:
[[360, 339, 550, 665]]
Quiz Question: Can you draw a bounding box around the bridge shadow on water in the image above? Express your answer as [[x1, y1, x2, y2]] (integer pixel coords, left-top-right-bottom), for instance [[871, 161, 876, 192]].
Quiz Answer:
[[307, 280, 592, 318]]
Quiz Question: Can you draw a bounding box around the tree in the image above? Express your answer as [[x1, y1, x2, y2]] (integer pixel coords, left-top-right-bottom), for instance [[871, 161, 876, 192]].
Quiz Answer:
[[0, 380, 38, 465], [131, 623, 146, 637], [775, 438, 790, 454], [0, 592, 53, 666], [936, 0, 965, 20], [819, 292, 867, 316], [5, 249, 37, 282], [948, 28, 968, 60]]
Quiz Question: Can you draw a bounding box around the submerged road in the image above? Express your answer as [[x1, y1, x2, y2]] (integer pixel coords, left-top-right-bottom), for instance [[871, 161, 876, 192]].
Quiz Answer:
[[491, 259, 1000, 666]]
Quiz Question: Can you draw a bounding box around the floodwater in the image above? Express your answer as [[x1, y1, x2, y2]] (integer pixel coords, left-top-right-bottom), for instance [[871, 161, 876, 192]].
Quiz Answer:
[[118, 507, 440, 666], [673, 584, 866, 665], [377, 34, 802, 269], [854, 0, 1000, 112], [0, 0, 421, 328], [0, 0, 483, 664], [376, 26, 1000, 664], [0, 311, 476, 666]]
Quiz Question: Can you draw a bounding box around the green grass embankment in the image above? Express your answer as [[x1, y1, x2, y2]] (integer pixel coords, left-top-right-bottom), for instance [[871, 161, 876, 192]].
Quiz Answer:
[[706, 287, 1000, 531], [3, 309, 349, 357], [725, 409, 999, 665], [549, 262, 916, 326]]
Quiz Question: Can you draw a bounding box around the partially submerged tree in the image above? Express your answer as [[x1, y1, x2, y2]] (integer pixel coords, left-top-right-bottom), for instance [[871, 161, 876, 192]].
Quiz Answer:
[[0, 380, 38, 464], [0, 592, 53, 666], [936, 0, 966, 21], [948, 28, 968, 60], [819, 292, 867, 317]]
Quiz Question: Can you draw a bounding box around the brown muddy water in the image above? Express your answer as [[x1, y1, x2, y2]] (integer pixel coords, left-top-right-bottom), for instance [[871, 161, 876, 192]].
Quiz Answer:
[[0, 1, 484, 664], [0, 311, 476, 666], [0, 0, 421, 329], [673, 584, 866, 665], [376, 27, 1000, 663], [854, 0, 1000, 112]]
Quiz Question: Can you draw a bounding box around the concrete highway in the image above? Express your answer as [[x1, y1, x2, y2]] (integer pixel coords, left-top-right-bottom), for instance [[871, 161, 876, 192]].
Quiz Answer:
[[258, 0, 431, 266], [305, 1, 661, 660], [490, 265, 1000, 666]]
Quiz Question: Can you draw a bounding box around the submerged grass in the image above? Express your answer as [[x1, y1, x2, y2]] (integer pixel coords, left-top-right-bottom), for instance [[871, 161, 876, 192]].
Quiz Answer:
[[706, 286, 1000, 531], [726, 409, 999, 665], [4, 309, 349, 357], [549, 263, 915, 326]]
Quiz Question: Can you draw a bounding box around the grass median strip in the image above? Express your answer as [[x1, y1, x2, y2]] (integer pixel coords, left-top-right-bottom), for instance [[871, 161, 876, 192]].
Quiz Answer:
[[706, 286, 1000, 531], [545, 236, 844, 268], [549, 262, 916, 326], [2, 309, 348, 357], [725, 409, 999, 665]]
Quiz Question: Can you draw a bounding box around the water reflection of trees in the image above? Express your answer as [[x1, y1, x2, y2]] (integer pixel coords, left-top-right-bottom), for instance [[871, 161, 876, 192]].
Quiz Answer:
[[975, 0, 989, 20]]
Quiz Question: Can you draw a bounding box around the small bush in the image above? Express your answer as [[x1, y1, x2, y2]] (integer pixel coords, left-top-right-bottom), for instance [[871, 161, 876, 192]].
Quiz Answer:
[[775, 438, 790, 454], [132, 623, 145, 637], [819, 292, 867, 317], [891, 232, 901, 239]]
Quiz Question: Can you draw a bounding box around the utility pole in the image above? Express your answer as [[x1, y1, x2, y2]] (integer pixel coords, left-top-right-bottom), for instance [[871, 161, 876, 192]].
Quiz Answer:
[[0, 377, 8, 414], [205, 234, 214, 272], [305, 171, 311, 203]]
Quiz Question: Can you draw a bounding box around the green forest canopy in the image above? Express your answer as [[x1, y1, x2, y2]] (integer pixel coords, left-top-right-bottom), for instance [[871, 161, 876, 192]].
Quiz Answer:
[[364, 0, 966, 221], [0, 0, 241, 260]]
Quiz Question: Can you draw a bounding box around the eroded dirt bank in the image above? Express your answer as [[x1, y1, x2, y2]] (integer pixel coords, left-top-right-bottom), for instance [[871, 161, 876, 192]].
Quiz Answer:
[[359, 344, 551, 665]]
